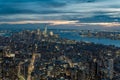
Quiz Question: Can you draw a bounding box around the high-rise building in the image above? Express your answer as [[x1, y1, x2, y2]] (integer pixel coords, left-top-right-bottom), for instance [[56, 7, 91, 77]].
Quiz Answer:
[[50, 31, 54, 36], [108, 59, 114, 79], [43, 26, 48, 37], [37, 29, 40, 35]]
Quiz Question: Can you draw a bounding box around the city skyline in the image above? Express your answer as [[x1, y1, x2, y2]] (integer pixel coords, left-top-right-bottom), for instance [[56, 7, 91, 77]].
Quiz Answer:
[[0, 0, 120, 29], [0, 1, 120, 80]]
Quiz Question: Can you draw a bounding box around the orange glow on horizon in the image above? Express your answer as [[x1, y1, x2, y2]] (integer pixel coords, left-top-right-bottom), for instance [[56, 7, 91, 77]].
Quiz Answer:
[[0, 20, 120, 27]]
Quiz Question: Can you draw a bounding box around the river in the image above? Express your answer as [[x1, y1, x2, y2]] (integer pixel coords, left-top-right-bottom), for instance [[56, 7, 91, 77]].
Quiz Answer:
[[57, 31, 120, 47]]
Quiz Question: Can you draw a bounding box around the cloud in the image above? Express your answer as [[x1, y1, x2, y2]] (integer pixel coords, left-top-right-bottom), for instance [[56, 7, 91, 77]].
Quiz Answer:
[[0, 0, 120, 29], [75, 22, 120, 27], [0, 20, 120, 28], [74, 15, 120, 23], [0, 20, 79, 25], [0, 0, 67, 15]]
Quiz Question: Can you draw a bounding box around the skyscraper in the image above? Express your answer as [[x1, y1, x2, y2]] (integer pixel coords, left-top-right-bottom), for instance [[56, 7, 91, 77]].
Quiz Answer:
[[43, 26, 48, 37], [108, 59, 113, 80]]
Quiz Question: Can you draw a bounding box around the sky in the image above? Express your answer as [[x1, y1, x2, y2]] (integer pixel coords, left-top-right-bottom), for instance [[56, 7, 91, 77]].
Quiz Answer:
[[0, 0, 120, 29]]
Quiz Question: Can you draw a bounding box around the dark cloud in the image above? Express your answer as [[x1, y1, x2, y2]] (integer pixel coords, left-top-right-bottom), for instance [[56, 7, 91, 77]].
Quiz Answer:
[[0, 0, 67, 15], [0, 0, 54, 3], [55, 0, 100, 3], [0, 0, 98, 3], [0, 0, 66, 7], [0, 0, 120, 27], [72, 15, 120, 23], [0, 7, 61, 15], [0, 0, 102, 15]]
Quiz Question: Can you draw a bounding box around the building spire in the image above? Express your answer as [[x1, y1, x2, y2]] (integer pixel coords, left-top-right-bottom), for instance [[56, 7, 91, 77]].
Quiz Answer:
[[44, 25, 47, 35], [43, 25, 48, 37]]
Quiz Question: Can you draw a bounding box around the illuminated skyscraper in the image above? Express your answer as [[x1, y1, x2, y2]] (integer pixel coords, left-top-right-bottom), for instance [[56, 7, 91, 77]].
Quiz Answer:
[[50, 31, 54, 36], [43, 26, 48, 37], [37, 29, 40, 35], [108, 59, 113, 80]]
